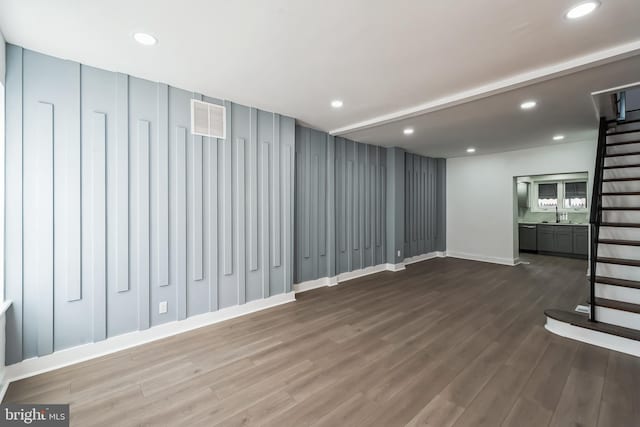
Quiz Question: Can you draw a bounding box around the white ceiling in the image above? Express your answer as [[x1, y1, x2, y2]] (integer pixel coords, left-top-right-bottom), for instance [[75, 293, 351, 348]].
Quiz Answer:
[[1, 0, 640, 157], [345, 56, 640, 157]]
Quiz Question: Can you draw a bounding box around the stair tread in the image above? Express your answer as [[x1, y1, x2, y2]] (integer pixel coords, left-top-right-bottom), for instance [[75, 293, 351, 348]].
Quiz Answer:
[[602, 177, 640, 182], [604, 163, 640, 169], [601, 207, 640, 211], [606, 140, 640, 147], [601, 192, 640, 195], [607, 129, 640, 136], [599, 239, 640, 247], [545, 309, 640, 341], [595, 297, 640, 314], [605, 151, 640, 157], [597, 257, 640, 267], [601, 222, 640, 228], [595, 275, 640, 289]]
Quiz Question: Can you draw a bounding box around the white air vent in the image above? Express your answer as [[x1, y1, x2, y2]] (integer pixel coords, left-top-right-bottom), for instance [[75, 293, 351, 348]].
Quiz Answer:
[[190, 99, 226, 139]]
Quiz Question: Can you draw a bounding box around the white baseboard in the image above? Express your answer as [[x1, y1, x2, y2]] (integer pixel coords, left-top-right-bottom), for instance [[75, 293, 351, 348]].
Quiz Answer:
[[445, 251, 517, 266], [337, 264, 390, 282], [0, 379, 8, 405], [293, 277, 334, 293], [403, 251, 445, 265], [386, 263, 406, 272], [294, 251, 446, 294], [545, 316, 640, 357], [3, 292, 296, 390]]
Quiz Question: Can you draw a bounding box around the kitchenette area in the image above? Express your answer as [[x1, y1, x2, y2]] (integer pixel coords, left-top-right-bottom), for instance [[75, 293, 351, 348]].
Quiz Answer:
[[517, 173, 589, 259]]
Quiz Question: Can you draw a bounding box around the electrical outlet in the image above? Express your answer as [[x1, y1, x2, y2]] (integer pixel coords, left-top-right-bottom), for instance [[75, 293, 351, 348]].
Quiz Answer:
[[397, 250, 401, 257], [159, 301, 168, 314]]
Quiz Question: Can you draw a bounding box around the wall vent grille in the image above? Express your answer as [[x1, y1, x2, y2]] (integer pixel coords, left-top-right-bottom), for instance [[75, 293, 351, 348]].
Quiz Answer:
[[191, 99, 226, 139]]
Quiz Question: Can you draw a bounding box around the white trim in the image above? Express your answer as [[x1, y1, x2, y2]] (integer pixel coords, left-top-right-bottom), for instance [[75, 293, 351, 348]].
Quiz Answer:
[[386, 263, 406, 272], [403, 251, 445, 265], [445, 251, 517, 266], [593, 306, 640, 331], [0, 380, 8, 404], [545, 316, 640, 357], [3, 292, 295, 388], [294, 252, 447, 294], [293, 276, 333, 293], [337, 264, 390, 282], [330, 39, 640, 135], [0, 300, 11, 317]]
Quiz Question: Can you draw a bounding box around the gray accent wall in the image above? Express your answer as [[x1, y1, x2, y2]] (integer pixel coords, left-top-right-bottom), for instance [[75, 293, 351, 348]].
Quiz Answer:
[[295, 127, 445, 283], [404, 153, 447, 257], [386, 147, 406, 264], [4, 45, 295, 365]]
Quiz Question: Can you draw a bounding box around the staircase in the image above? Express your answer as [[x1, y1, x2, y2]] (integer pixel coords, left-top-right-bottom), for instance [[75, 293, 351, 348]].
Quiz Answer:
[[545, 107, 640, 356]]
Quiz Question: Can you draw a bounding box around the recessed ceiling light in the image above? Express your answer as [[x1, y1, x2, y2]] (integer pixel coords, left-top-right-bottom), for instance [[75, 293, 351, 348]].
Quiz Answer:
[[520, 100, 537, 110], [566, 1, 600, 19], [466, 147, 476, 153], [133, 32, 157, 46], [553, 135, 565, 141], [331, 100, 343, 108], [403, 128, 414, 135]]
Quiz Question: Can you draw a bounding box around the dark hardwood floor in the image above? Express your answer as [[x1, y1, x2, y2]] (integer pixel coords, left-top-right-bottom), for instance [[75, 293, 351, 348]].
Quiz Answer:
[[5, 255, 640, 426]]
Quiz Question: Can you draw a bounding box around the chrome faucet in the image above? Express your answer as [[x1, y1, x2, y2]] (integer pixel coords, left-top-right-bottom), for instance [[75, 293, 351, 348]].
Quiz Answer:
[[555, 206, 560, 223]]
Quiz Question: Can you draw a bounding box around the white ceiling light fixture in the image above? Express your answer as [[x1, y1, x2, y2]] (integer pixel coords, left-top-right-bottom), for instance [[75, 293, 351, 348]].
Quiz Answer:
[[466, 147, 476, 153], [331, 100, 344, 109], [403, 128, 414, 135], [133, 32, 157, 46], [520, 100, 537, 110], [553, 135, 565, 141], [566, 1, 600, 19]]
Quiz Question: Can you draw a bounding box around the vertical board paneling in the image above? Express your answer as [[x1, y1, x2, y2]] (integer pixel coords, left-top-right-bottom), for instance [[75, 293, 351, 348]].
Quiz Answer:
[[90, 112, 107, 341], [284, 144, 293, 292], [136, 120, 151, 330], [223, 137, 233, 275], [261, 141, 271, 297], [192, 121, 204, 282], [208, 138, 219, 310], [347, 160, 353, 272], [175, 127, 188, 320], [34, 102, 54, 356], [237, 138, 246, 304], [295, 126, 392, 281], [4, 45, 296, 364], [249, 109, 258, 271], [156, 84, 169, 287], [318, 154, 325, 256], [304, 130, 311, 259], [115, 73, 130, 293], [403, 152, 446, 258], [326, 135, 336, 278], [22, 100, 54, 357], [272, 114, 281, 267], [5, 45, 24, 364]]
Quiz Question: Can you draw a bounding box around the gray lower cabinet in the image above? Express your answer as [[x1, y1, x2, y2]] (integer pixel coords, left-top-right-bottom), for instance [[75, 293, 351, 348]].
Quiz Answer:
[[536, 226, 555, 252], [533, 224, 588, 257], [573, 227, 589, 256], [555, 228, 573, 253]]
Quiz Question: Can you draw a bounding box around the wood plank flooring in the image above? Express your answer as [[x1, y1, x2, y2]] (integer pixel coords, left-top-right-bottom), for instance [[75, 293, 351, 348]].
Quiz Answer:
[[5, 255, 640, 426]]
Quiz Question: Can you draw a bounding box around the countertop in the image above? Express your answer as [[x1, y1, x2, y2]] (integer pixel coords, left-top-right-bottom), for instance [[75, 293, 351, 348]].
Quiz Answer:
[[518, 221, 588, 227]]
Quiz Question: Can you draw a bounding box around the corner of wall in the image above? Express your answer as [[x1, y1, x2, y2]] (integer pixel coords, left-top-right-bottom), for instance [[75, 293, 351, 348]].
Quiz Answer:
[[0, 31, 5, 85]]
